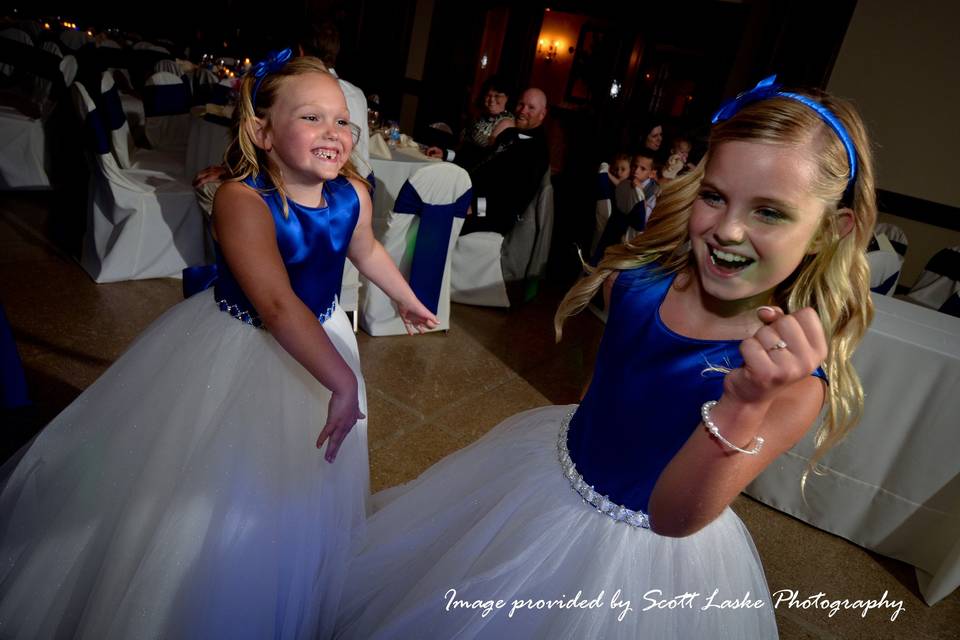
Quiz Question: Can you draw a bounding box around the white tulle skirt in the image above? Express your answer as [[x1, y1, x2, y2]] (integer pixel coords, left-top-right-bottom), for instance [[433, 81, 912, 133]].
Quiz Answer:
[[0, 289, 368, 640], [335, 405, 777, 639]]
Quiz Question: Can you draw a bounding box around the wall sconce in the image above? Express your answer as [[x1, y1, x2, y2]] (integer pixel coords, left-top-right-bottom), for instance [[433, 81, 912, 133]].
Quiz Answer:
[[537, 38, 560, 62]]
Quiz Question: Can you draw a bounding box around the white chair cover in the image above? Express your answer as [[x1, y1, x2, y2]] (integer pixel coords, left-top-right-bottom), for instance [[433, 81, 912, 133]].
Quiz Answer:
[[71, 83, 207, 282], [40, 41, 62, 57], [154, 59, 182, 76], [450, 231, 508, 307], [133, 41, 170, 54], [0, 51, 73, 190], [452, 170, 554, 307], [867, 243, 902, 296], [591, 163, 613, 256], [907, 246, 960, 312], [874, 222, 909, 259], [100, 71, 184, 174], [59, 30, 91, 51], [97, 38, 121, 49], [0, 106, 49, 189], [1, 27, 33, 46], [361, 163, 472, 335], [143, 71, 191, 151]]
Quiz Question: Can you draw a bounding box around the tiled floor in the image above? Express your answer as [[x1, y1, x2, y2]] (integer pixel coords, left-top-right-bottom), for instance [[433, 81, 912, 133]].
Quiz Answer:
[[1, 192, 956, 639]]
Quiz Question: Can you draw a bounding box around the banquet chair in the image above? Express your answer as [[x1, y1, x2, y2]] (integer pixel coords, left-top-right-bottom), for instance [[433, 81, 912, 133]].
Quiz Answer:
[[0, 48, 73, 190], [360, 162, 472, 335], [143, 71, 191, 152], [451, 169, 554, 308], [59, 29, 91, 51], [153, 59, 183, 77], [874, 222, 908, 259], [866, 232, 902, 296], [192, 67, 231, 105], [133, 41, 170, 54], [40, 41, 62, 57], [906, 245, 960, 314], [71, 82, 207, 282], [97, 38, 122, 49], [590, 163, 614, 256], [100, 71, 184, 174]]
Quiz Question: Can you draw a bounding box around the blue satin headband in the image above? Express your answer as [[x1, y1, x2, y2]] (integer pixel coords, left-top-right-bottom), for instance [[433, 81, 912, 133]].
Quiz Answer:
[[711, 75, 857, 200], [250, 48, 293, 109]]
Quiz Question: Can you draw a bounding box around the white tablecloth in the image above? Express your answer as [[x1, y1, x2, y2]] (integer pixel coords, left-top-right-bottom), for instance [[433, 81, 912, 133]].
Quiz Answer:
[[747, 293, 960, 605], [185, 111, 231, 182]]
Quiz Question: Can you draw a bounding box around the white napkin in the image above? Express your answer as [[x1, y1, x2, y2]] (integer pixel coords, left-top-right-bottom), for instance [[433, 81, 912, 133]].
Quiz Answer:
[[368, 133, 391, 159], [204, 103, 234, 119]]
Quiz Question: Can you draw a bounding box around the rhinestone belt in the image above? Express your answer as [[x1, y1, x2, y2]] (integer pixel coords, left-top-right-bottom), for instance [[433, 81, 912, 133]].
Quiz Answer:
[[557, 410, 651, 529]]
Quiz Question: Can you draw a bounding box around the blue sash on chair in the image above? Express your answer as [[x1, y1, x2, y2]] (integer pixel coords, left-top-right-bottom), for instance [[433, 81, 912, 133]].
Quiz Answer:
[[97, 86, 127, 131], [393, 181, 472, 314], [144, 82, 190, 117], [0, 303, 29, 409], [84, 105, 111, 155], [597, 171, 613, 201]]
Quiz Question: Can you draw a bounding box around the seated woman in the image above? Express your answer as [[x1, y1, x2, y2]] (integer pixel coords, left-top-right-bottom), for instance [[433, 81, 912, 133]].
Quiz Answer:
[[453, 75, 516, 169]]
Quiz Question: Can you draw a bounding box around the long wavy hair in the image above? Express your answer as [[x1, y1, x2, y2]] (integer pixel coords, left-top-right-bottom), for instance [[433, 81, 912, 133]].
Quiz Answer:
[[556, 89, 877, 482], [223, 55, 367, 215]]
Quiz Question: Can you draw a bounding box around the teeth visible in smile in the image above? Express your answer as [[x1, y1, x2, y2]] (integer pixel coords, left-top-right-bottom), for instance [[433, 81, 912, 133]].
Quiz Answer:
[[314, 149, 337, 160], [712, 248, 750, 263]]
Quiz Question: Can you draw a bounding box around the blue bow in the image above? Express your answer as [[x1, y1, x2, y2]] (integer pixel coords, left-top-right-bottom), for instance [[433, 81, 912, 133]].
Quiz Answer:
[[710, 75, 780, 125], [711, 74, 857, 200], [251, 48, 293, 107]]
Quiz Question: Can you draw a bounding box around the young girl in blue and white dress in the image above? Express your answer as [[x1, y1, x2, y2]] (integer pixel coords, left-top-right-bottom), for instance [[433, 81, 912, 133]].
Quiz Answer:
[[0, 53, 437, 639], [334, 77, 877, 639]]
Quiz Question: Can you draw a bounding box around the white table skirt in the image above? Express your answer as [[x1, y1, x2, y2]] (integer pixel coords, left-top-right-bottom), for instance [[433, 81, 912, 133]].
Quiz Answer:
[[185, 112, 231, 182], [747, 293, 960, 605]]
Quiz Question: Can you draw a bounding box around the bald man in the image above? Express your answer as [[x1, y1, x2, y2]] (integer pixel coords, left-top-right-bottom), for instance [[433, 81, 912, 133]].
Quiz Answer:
[[461, 88, 550, 236]]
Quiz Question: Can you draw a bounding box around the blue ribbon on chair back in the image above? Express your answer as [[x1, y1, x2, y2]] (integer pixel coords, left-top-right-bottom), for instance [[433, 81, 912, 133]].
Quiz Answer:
[[393, 181, 472, 314], [85, 108, 111, 155], [210, 83, 232, 105], [182, 264, 219, 298], [870, 270, 900, 296], [144, 82, 190, 116], [97, 86, 127, 131], [0, 303, 30, 409], [597, 172, 613, 201]]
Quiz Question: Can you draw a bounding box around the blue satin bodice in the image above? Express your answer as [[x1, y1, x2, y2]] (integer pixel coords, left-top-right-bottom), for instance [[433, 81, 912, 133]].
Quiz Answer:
[[566, 265, 825, 513], [213, 175, 360, 325]]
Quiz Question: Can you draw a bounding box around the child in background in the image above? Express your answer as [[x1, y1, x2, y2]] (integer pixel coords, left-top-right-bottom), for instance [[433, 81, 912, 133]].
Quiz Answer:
[[606, 151, 631, 186], [0, 52, 437, 639], [336, 76, 876, 639], [661, 134, 695, 181]]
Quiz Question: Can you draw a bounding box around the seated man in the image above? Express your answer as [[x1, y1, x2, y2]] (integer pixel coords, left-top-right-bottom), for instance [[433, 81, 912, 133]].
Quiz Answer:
[[459, 87, 550, 236]]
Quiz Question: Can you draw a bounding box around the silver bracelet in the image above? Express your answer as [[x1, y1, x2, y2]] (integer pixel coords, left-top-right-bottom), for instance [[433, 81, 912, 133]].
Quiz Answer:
[[701, 401, 765, 455]]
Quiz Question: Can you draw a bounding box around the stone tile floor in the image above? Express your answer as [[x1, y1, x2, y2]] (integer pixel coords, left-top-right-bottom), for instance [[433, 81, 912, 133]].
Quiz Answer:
[[1, 192, 955, 638]]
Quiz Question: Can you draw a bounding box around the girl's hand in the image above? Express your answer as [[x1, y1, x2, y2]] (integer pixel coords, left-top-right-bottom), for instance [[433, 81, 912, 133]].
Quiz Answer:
[[723, 306, 828, 407], [316, 389, 365, 463], [398, 299, 439, 335]]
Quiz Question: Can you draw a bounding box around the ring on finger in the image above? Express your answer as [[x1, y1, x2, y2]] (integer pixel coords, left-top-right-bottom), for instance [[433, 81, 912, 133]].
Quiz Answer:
[[768, 339, 788, 352]]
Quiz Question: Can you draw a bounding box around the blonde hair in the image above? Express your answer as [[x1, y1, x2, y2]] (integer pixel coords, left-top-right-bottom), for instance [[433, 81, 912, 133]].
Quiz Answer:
[[223, 55, 368, 215], [557, 89, 877, 482]]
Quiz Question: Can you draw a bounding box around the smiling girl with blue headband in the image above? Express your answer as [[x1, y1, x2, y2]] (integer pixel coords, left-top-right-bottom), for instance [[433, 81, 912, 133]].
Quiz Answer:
[[0, 51, 437, 639], [335, 76, 876, 639]]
